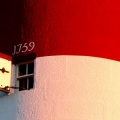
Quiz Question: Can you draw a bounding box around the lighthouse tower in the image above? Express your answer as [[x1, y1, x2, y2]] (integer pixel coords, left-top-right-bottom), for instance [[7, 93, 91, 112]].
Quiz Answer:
[[0, 0, 120, 120]]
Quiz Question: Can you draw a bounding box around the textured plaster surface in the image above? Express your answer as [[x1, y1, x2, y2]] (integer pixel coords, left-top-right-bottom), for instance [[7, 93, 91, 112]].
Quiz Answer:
[[0, 56, 120, 119]]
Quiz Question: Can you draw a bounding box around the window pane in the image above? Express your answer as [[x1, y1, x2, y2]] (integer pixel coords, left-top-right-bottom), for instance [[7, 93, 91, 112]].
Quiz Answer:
[[28, 62, 34, 74], [28, 77, 34, 89], [19, 64, 26, 76], [19, 78, 27, 91]]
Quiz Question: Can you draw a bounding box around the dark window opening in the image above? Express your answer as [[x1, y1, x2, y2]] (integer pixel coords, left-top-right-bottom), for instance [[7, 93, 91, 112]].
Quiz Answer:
[[28, 77, 34, 90], [28, 62, 34, 74], [19, 78, 27, 91], [17, 61, 34, 91], [19, 64, 26, 76]]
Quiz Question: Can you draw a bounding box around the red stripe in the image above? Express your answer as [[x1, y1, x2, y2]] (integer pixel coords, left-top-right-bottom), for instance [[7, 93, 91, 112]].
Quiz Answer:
[[1, 0, 120, 61], [0, 53, 11, 61]]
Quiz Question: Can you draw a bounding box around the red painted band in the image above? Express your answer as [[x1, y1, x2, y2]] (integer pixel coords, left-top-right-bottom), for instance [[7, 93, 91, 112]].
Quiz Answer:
[[0, 0, 120, 61], [0, 53, 11, 61]]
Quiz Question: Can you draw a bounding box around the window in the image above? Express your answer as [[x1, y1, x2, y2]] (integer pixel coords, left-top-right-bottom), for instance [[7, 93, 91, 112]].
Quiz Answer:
[[16, 61, 34, 91]]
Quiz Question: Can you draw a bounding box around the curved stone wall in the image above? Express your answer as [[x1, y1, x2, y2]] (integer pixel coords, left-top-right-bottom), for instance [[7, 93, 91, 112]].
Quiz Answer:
[[0, 56, 120, 120]]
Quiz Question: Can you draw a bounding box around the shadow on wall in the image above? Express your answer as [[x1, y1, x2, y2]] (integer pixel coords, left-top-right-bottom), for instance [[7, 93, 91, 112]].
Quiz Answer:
[[0, 0, 24, 56], [0, 91, 7, 97]]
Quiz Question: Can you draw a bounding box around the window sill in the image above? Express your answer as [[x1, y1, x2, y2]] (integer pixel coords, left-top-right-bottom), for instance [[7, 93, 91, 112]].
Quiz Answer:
[[17, 74, 34, 79]]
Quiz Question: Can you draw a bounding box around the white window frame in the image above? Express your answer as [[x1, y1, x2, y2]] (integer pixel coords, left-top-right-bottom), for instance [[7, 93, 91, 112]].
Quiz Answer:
[[15, 61, 34, 91]]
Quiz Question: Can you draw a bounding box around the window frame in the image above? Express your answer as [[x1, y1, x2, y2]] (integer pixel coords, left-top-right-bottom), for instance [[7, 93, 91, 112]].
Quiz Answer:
[[15, 60, 34, 91]]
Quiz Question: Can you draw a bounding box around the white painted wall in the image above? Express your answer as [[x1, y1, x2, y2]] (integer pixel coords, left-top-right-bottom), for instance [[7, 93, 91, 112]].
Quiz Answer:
[[0, 56, 120, 120]]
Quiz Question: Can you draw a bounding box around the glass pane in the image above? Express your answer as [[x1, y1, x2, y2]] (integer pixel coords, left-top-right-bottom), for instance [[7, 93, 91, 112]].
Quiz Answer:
[[28, 62, 34, 74], [19, 64, 26, 76], [28, 77, 34, 89], [19, 78, 27, 91]]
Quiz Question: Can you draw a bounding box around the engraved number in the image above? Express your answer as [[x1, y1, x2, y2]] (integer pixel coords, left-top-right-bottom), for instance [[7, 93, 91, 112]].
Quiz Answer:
[[22, 43, 28, 52], [12, 42, 35, 55], [28, 42, 35, 51], [12, 45, 16, 55], [16, 44, 22, 54]]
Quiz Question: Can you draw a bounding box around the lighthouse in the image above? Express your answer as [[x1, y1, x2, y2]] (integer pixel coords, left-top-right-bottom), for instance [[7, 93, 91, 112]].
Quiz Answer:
[[0, 0, 120, 120]]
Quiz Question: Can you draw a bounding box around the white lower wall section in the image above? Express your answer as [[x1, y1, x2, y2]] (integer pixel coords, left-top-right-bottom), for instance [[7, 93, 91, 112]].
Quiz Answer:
[[0, 56, 120, 120]]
